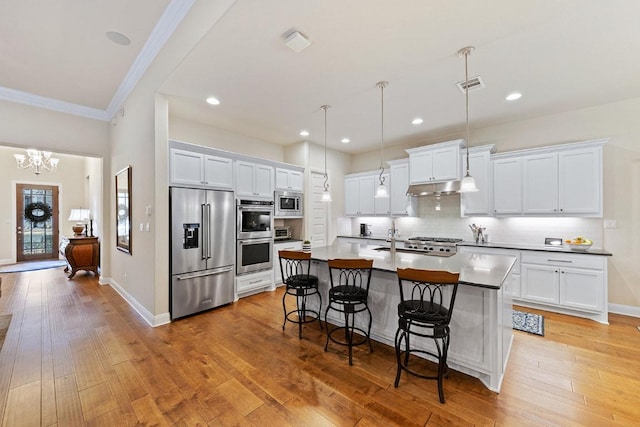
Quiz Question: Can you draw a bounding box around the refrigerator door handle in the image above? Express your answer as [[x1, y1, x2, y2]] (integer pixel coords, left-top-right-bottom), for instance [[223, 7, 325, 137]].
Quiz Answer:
[[207, 203, 212, 259], [175, 266, 234, 281], [201, 203, 207, 260]]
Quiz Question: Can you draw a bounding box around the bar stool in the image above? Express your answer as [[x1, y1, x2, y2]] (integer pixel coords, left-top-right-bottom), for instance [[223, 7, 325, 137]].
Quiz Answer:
[[394, 268, 460, 403], [324, 258, 374, 365], [279, 250, 322, 339]]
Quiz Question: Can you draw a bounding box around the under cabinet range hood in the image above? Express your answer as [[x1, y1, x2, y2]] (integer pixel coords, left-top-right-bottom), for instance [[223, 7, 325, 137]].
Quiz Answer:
[[406, 180, 461, 197]]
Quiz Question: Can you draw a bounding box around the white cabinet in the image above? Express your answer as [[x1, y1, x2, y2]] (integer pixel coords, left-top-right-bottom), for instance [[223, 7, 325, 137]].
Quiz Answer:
[[235, 161, 273, 198], [558, 147, 602, 215], [374, 173, 390, 215], [275, 168, 303, 191], [344, 174, 375, 216], [492, 157, 522, 215], [236, 269, 273, 297], [457, 246, 521, 298], [273, 240, 303, 285], [406, 140, 463, 184], [519, 251, 607, 323], [170, 148, 233, 189], [522, 153, 558, 214], [461, 145, 495, 216], [494, 139, 605, 217], [388, 159, 416, 216], [522, 145, 602, 216]]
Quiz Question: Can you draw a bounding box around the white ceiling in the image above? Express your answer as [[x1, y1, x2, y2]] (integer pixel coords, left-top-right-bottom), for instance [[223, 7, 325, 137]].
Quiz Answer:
[[3, 0, 640, 153]]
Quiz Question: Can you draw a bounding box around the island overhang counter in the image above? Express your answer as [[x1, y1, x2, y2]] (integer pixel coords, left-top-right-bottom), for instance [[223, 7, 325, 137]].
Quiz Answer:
[[305, 242, 517, 393]]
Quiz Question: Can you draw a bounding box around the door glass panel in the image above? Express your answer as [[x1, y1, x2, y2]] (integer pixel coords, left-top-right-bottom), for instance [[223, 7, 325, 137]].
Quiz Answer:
[[22, 188, 54, 256]]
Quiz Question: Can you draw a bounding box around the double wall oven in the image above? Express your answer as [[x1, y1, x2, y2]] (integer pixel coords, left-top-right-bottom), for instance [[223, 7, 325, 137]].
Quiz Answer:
[[236, 199, 274, 275]]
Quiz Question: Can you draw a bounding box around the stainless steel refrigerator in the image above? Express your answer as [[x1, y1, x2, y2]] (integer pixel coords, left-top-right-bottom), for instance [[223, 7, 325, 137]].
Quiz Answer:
[[170, 187, 235, 319]]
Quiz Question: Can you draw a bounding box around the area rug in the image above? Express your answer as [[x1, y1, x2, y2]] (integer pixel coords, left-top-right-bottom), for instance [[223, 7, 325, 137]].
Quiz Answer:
[[0, 314, 11, 353], [513, 310, 544, 336], [0, 260, 66, 273]]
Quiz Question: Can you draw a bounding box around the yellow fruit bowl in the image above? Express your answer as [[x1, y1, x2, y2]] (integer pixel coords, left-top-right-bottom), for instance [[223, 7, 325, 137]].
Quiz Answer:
[[567, 243, 592, 251], [565, 237, 592, 251]]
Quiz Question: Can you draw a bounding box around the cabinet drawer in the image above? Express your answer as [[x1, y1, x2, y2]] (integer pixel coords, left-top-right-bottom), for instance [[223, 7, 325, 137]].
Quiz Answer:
[[236, 270, 273, 293], [521, 252, 604, 270]]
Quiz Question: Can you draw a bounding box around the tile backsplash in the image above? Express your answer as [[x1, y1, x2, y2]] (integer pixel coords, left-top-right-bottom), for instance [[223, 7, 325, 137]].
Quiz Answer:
[[344, 194, 604, 248]]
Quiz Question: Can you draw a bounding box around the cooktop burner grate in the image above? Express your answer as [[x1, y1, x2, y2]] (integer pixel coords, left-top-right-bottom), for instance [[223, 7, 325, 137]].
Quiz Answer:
[[407, 237, 463, 243]]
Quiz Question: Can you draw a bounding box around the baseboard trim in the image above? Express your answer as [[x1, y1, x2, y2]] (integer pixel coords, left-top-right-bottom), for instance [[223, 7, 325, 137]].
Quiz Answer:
[[104, 278, 171, 327], [608, 303, 640, 319]]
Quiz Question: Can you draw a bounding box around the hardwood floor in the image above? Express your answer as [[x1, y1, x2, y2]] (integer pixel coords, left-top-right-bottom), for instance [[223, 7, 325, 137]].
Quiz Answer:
[[1, 267, 639, 426]]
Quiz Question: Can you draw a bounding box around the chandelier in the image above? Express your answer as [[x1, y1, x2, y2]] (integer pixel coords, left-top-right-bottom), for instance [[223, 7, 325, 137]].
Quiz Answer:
[[14, 149, 59, 175]]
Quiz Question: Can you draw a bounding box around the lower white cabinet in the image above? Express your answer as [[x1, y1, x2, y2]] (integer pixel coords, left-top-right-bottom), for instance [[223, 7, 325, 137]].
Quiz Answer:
[[236, 270, 273, 296], [519, 251, 607, 323], [273, 241, 303, 285]]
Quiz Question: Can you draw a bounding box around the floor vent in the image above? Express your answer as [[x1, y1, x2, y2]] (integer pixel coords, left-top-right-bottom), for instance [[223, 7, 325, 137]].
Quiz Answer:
[[456, 76, 485, 94]]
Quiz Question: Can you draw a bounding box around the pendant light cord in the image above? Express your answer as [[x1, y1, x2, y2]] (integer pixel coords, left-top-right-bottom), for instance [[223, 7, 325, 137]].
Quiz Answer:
[[321, 105, 330, 191], [377, 81, 388, 185], [463, 48, 471, 175]]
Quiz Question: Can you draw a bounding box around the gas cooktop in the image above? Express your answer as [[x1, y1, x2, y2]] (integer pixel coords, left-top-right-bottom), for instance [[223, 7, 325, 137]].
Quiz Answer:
[[406, 237, 463, 243]]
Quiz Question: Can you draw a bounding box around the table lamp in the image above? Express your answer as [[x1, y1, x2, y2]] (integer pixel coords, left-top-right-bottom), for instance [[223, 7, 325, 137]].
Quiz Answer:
[[68, 209, 90, 236]]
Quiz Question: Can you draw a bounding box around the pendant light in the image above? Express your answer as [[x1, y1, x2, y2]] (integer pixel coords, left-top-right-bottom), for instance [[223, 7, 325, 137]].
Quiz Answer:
[[320, 105, 332, 202], [458, 46, 479, 193], [375, 81, 389, 198]]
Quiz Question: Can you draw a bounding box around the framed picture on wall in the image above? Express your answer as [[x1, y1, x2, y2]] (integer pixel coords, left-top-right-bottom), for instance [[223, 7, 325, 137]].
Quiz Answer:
[[116, 166, 132, 254]]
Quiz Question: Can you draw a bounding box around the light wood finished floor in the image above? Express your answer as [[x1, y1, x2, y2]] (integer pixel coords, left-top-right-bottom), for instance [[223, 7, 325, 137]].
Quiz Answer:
[[1, 268, 639, 426]]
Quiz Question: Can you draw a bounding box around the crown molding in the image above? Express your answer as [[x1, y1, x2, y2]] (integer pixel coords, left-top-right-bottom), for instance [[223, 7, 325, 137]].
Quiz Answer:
[[105, 0, 196, 118], [0, 86, 110, 121], [0, 0, 195, 123]]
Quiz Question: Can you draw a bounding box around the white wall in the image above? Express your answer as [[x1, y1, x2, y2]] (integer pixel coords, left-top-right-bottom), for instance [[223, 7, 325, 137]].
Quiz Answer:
[[348, 97, 640, 308], [169, 116, 285, 162]]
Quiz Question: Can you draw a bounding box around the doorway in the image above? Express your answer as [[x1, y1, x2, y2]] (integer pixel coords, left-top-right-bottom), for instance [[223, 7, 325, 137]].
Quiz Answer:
[[16, 184, 59, 262], [309, 172, 329, 247]]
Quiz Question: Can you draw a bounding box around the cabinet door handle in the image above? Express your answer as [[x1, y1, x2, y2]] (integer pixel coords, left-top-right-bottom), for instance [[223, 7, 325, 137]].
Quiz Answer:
[[548, 259, 572, 263]]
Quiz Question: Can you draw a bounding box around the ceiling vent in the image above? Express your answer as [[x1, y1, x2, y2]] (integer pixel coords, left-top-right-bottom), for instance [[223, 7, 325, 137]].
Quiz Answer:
[[456, 76, 485, 94]]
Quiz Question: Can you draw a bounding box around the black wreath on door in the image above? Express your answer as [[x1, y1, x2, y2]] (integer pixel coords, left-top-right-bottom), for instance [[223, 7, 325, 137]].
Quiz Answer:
[[24, 202, 53, 223]]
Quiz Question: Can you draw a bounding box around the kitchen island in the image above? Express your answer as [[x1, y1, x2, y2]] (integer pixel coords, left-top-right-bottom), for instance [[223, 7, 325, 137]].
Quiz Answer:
[[307, 241, 517, 392]]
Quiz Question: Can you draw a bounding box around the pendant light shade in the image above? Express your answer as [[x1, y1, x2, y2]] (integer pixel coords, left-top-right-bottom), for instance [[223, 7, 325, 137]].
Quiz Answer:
[[375, 81, 389, 198], [321, 105, 332, 202], [458, 46, 479, 193]]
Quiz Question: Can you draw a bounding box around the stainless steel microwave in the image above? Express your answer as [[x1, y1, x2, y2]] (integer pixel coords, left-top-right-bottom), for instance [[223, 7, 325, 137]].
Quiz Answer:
[[274, 190, 303, 217]]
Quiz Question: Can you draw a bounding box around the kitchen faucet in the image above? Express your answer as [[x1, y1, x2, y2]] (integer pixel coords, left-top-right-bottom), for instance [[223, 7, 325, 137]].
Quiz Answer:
[[388, 219, 397, 254]]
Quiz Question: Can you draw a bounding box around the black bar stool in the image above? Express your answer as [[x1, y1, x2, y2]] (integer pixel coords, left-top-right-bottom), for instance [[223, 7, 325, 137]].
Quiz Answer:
[[279, 250, 322, 339], [394, 268, 460, 403], [324, 258, 374, 365]]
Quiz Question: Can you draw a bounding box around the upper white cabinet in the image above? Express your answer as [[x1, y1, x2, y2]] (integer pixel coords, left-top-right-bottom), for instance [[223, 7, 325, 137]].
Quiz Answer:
[[387, 159, 417, 216], [492, 156, 523, 215], [235, 161, 274, 198], [406, 139, 463, 184], [345, 174, 375, 216], [499, 139, 605, 217], [461, 145, 496, 216], [558, 147, 602, 215], [275, 168, 303, 191], [170, 148, 233, 189]]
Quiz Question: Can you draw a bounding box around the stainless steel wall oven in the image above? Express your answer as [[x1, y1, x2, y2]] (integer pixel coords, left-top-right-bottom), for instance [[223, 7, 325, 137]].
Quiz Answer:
[[236, 199, 274, 275]]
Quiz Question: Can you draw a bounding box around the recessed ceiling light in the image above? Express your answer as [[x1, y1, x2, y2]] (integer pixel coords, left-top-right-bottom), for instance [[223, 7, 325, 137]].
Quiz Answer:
[[106, 31, 131, 46], [341, 138, 350, 144], [506, 92, 522, 101], [412, 118, 424, 125], [300, 130, 309, 137], [206, 97, 220, 105]]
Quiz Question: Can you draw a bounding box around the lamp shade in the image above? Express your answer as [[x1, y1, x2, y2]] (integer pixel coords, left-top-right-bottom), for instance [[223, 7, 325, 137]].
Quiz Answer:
[[68, 209, 91, 222]]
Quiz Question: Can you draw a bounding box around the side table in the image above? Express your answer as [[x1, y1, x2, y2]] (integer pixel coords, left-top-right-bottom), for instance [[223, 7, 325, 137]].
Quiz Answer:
[[61, 236, 100, 279]]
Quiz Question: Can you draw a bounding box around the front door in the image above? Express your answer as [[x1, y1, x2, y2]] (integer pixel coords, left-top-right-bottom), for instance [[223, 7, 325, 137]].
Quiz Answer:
[[16, 184, 59, 262]]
